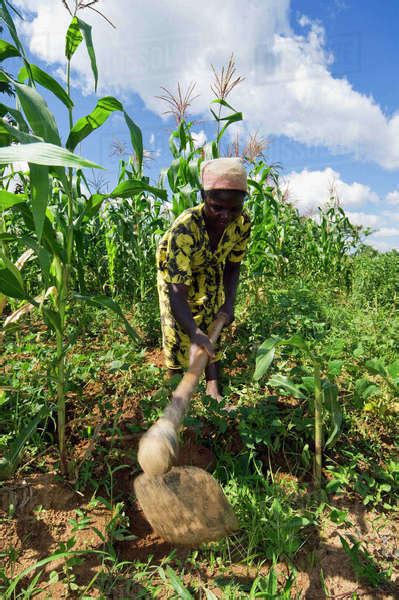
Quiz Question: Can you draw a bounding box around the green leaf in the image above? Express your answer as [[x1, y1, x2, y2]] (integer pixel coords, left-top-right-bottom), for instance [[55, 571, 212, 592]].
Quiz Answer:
[[323, 382, 342, 448], [18, 64, 74, 110], [12, 202, 65, 260], [123, 110, 143, 170], [165, 566, 194, 600], [7, 76, 61, 145], [285, 333, 310, 354], [21, 236, 52, 282], [0, 265, 27, 299], [386, 359, 399, 380], [65, 16, 83, 60], [210, 98, 239, 113], [66, 97, 143, 171], [0, 189, 27, 211], [327, 359, 344, 378], [67, 96, 123, 151], [29, 163, 49, 241], [42, 307, 62, 334], [77, 17, 98, 91], [74, 193, 105, 226], [0, 117, 43, 145], [109, 179, 167, 201], [0, 0, 31, 75], [217, 111, 243, 142], [0, 405, 48, 480], [0, 142, 103, 169], [267, 374, 306, 399], [0, 38, 19, 60], [365, 358, 387, 378], [254, 337, 278, 381], [0, 102, 29, 132], [74, 294, 140, 343]]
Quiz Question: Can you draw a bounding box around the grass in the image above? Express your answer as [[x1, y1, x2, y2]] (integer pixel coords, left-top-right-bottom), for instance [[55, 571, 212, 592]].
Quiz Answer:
[[1, 261, 398, 598]]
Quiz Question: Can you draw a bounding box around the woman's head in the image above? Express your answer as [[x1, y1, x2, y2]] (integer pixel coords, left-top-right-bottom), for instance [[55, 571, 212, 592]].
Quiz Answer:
[[201, 188, 245, 228], [200, 157, 247, 193], [200, 157, 247, 228]]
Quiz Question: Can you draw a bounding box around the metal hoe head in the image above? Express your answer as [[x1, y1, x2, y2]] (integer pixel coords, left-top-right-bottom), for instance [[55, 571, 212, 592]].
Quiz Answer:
[[134, 466, 239, 546]]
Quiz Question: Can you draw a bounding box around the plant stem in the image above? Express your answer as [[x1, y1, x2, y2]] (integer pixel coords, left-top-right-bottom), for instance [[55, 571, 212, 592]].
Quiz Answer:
[[313, 360, 323, 489], [54, 55, 75, 474], [56, 330, 67, 474]]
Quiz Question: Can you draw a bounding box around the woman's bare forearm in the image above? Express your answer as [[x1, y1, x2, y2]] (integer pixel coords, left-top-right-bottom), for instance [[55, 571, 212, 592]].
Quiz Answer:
[[168, 283, 197, 337]]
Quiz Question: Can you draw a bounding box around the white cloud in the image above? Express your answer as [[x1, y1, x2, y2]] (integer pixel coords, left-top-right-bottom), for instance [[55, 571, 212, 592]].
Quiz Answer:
[[191, 130, 207, 148], [386, 190, 399, 205], [285, 167, 399, 250], [13, 0, 399, 169], [149, 133, 155, 145], [372, 227, 399, 238], [284, 167, 379, 212], [344, 211, 382, 228], [367, 238, 398, 252]]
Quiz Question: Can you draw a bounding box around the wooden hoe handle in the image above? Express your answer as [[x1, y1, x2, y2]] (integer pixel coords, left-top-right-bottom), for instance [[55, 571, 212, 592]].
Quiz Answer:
[[137, 312, 228, 475], [163, 312, 228, 428]]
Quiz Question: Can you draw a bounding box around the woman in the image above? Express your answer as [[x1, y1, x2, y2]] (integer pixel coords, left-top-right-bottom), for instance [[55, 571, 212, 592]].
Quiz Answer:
[[156, 157, 251, 400]]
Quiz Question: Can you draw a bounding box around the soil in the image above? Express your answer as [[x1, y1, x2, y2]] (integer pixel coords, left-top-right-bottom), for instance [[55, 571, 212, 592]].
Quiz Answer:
[[0, 348, 397, 599]]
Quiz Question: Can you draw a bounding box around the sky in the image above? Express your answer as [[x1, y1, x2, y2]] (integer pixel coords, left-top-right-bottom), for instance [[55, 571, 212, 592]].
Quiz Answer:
[[3, 0, 399, 251]]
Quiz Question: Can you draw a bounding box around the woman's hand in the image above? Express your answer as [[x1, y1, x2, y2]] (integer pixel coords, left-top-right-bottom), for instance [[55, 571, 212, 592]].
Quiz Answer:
[[217, 303, 234, 326], [189, 327, 215, 362]]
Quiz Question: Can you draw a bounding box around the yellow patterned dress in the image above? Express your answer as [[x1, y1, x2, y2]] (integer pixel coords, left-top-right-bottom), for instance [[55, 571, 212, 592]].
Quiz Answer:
[[156, 203, 251, 369]]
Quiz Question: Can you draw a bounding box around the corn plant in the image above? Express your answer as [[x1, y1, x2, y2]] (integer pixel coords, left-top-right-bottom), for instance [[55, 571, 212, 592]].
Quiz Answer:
[[254, 333, 343, 489], [0, 1, 166, 475]]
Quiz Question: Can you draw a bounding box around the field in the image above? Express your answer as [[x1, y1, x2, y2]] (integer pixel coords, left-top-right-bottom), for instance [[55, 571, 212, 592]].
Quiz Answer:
[[0, 2, 398, 598]]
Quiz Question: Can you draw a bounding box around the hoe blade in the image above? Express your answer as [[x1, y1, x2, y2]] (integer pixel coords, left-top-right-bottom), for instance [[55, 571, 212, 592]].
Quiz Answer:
[[134, 466, 239, 546]]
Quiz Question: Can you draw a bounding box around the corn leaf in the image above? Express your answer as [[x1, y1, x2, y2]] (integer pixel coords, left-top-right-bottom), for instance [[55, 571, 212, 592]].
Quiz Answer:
[[110, 179, 167, 201], [267, 374, 306, 399], [12, 203, 66, 260], [0, 265, 27, 299], [18, 64, 74, 110], [0, 189, 27, 211], [42, 306, 62, 334], [210, 98, 239, 113], [254, 336, 280, 381], [29, 163, 49, 242], [21, 236, 52, 282], [0, 118, 43, 146], [217, 111, 243, 142], [66, 97, 143, 169], [74, 294, 140, 343], [65, 16, 83, 60], [0, 0, 31, 77], [67, 96, 123, 150], [0, 102, 29, 132], [77, 17, 98, 91], [123, 109, 143, 170], [0, 38, 19, 60], [9, 77, 61, 145], [323, 382, 342, 448], [0, 142, 102, 169]]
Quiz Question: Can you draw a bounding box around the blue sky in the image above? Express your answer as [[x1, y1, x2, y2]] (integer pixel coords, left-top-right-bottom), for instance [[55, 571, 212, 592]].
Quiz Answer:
[[2, 0, 399, 250]]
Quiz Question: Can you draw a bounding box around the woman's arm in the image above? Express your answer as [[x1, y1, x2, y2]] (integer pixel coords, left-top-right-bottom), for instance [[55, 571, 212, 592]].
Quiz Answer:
[[168, 283, 215, 358], [219, 260, 241, 324]]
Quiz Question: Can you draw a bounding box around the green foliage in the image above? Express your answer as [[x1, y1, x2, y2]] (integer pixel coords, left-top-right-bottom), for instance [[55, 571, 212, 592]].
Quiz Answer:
[[351, 248, 399, 306], [0, 6, 397, 598], [339, 535, 393, 588]]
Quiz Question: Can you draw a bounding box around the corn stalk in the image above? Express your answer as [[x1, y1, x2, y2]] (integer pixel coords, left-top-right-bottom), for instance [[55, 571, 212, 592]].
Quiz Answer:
[[0, 1, 165, 475]]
